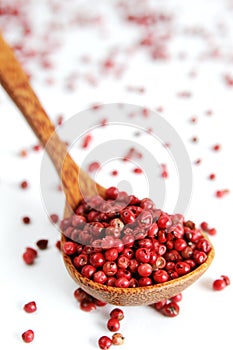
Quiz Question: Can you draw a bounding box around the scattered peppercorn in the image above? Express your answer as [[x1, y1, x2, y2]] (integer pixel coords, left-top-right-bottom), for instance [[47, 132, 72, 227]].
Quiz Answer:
[[21, 329, 34, 343]]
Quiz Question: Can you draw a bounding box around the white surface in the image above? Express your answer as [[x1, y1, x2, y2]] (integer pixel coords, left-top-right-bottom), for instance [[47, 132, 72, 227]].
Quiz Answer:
[[0, 0, 233, 349]]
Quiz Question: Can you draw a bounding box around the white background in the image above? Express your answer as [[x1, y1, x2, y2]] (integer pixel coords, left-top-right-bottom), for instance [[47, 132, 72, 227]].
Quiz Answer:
[[0, 0, 233, 349]]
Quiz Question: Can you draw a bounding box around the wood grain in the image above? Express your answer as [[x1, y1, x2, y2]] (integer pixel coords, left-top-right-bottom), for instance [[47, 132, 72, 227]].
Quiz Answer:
[[0, 33, 105, 209]]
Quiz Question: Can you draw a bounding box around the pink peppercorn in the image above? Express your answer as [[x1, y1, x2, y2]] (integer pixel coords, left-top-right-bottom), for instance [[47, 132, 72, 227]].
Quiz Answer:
[[22, 329, 34, 343], [208, 228, 217, 236], [112, 333, 125, 345], [111, 170, 118, 176], [80, 299, 97, 312], [82, 134, 92, 148], [62, 241, 77, 255], [221, 275, 231, 285], [20, 180, 28, 189], [110, 308, 124, 320], [19, 149, 28, 157], [194, 158, 202, 165], [36, 239, 48, 250], [32, 144, 41, 152], [213, 275, 230, 291], [22, 216, 31, 224], [23, 301, 37, 313], [23, 248, 37, 265], [170, 293, 183, 303], [55, 240, 61, 250], [212, 279, 226, 291], [162, 301, 180, 317], [212, 144, 221, 151], [215, 189, 230, 198], [98, 336, 112, 349], [133, 167, 143, 174], [50, 213, 59, 223], [88, 161, 101, 172], [209, 173, 216, 180], [107, 318, 120, 332], [200, 222, 209, 231]]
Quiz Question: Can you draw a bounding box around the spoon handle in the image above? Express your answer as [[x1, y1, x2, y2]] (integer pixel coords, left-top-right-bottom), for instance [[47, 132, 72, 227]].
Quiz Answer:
[[0, 33, 102, 208]]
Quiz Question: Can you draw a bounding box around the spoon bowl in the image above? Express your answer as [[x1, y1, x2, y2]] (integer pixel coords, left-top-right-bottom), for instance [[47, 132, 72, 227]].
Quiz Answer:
[[62, 202, 214, 305], [0, 33, 214, 306]]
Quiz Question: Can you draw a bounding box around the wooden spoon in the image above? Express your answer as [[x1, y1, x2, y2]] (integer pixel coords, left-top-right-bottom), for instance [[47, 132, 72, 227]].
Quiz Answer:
[[0, 33, 214, 306]]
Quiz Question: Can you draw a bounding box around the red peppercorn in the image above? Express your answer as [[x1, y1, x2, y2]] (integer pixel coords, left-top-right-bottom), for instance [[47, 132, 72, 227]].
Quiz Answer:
[[22, 216, 31, 224], [135, 248, 150, 263], [193, 250, 207, 264], [153, 270, 169, 283], [215, 189, 230, 198], [55, 240, 61, 250], [200, 221, 209, 231], [196, 238, 211, 253], [62, 241, 77, 255], [26, 247, 38, 258], [36, 239, 48, 250], [117, 255, 130, 269], [162, 301, 180, 317], [73, 254, 88, 268], [209, 173, 216, 180], [221, 275, 230, 286], [170, 293, 183, 303], [133, 167, 143, 174], [138, 277, 152, 286], [110, 308, 124, 320], [32, 144, 41, 152], [138, 263, 153, 277], [174, 238, 187, 251], [74, 288, 90, 302], [212, 275, 230, 291], [90, 253, 105, 268], [153, 300, 167, 310], [22, 329, 34, 343], [157, 213, 172, 229], [212, 143, 221, 151], [50, 213, 59, 223], [80, 299, 97, 312], [23, 301, 37, 313], [82, 134, 92, 148], [93, 271, 107, 284], [107, 318, 120, 332], [122, 247, 134, 259], [111, 170, 118, 176], [208, 228, 217, 236], [20, 180, 28, 189], [81, 265, 96, 278], [106, 277, 117, 286], [103, 262, 118, 276], [106, 186, 119, 200], [147, 223, 158, 237], [120, 209, 136, 224], [88, 161, 101, 173], [175, 261, 191, 276], [98, 336, 112, 350], [212, 279, 226, 291], [115, 277, 130, 288], [23, 249, 36, 265]]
